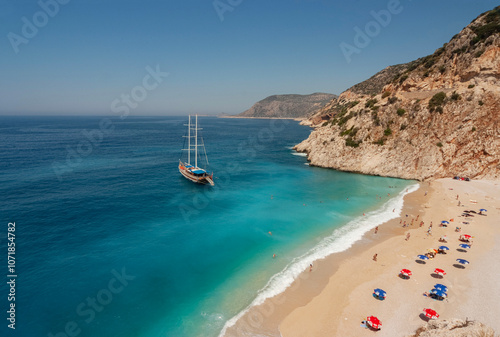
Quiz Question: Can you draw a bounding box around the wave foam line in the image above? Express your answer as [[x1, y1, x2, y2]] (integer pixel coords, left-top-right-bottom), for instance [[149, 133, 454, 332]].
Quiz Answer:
[[218, 183, 420, 337]]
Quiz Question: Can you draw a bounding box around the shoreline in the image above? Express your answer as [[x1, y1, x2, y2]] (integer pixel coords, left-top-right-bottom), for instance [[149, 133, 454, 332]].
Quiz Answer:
[[219, 183, 422, 337], [220, 178, 500, 336]]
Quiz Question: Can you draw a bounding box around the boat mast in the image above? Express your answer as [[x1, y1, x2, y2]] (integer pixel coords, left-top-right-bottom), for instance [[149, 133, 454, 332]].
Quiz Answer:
[[187, 115, 191, 164], [195, 115, 198, 168]]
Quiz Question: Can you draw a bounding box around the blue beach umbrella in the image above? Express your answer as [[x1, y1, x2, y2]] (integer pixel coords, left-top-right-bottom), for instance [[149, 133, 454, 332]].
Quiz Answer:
[[438, 246, 449, 251], [479, 209, 487, 212], [456, 259, 470, 265], [431, 289, 448, 298], [459, 244, 471, 249], [417, 255, 429, 260], [434, 284, 448, 291], [373, 288, 387, 298], [441, 220, 450, 224]]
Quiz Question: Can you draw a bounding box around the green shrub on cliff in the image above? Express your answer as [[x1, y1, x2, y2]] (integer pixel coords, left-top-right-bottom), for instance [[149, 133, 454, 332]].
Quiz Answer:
[[428, 92, 447, 112]]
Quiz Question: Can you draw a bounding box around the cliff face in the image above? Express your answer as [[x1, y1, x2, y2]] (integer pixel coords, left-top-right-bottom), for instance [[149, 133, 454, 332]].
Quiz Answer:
[[296, 6, 500, 181], [238, 93, 337, 118]]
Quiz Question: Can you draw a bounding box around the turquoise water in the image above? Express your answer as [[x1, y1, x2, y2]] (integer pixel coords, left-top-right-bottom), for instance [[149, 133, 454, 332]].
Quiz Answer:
[[0, 116, 416, 337]]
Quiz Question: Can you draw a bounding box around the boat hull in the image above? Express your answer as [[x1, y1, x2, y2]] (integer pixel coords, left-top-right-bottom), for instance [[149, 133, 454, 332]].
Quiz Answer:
[[179, 162, 214, 186]]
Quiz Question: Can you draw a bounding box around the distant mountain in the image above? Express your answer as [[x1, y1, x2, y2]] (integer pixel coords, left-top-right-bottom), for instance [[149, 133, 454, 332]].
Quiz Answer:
[[297, 6, 500, 181], [238, 93, 337, 118]]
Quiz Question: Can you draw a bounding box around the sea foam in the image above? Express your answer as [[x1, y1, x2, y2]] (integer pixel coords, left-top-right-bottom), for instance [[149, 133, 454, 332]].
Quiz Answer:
[[218, 182, 420, 336]]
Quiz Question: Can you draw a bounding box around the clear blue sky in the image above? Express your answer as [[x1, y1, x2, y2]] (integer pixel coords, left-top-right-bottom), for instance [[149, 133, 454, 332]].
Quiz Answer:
[[0, 0, 497, 115]]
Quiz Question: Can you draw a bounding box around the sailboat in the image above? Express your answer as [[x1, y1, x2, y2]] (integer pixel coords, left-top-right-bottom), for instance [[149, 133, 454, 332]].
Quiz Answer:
[[178, 115, 215, 186]]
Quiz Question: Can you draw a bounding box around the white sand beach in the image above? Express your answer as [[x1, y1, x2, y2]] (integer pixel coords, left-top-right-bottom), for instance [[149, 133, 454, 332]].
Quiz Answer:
[[223, 178, 500, 336]]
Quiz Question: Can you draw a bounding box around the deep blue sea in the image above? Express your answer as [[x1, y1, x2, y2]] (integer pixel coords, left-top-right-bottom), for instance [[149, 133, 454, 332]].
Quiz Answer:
[[0, 116, 417, 337]]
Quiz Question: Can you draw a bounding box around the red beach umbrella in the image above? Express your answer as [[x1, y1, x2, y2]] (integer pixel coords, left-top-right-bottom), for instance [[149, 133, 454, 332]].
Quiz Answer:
[[434, 268, 446, 276], [423, 308, 439, 319], [400, 269, 412, 277], [366, 316, 382, 330], [461, 234, 472, 240]]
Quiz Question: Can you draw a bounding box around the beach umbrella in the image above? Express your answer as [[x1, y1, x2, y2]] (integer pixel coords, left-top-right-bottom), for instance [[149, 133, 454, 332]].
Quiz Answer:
[[479, 209, 487, 212], [428, 249, 438, 253], [430, 289, 448, 298], [366, 316, 382, 330], [434, 268, 446, 276], [417, 255, 429, 260], [438, 246, 449, 251], [441, 221, 449, 224], [456, 259, 470, 265], [434, 284, 448, 291], [459, 244, 471, 249], [461, 234, 472, 240], [423, 308, 439, 319], [373, 288, 387, 299], [400, 269, 412, 277]]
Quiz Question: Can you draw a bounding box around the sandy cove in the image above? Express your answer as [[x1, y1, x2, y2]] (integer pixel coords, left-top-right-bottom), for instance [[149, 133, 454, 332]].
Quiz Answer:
[[222, 178, 500, 337]]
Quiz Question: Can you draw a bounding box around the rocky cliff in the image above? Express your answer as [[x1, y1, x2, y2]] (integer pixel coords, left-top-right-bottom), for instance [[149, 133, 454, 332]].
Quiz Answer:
[[296, 6, 500, 181], [238, 93, 337, 118]]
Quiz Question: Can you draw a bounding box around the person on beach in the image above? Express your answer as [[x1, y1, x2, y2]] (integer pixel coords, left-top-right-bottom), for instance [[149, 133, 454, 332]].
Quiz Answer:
[[374, 226, 378, 234], [373, 254, 378, 261], [427, 227, 432, 236], [420, 221, 424, 227], [309, 264, 313, 272], [405, 233, 410, 241]]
